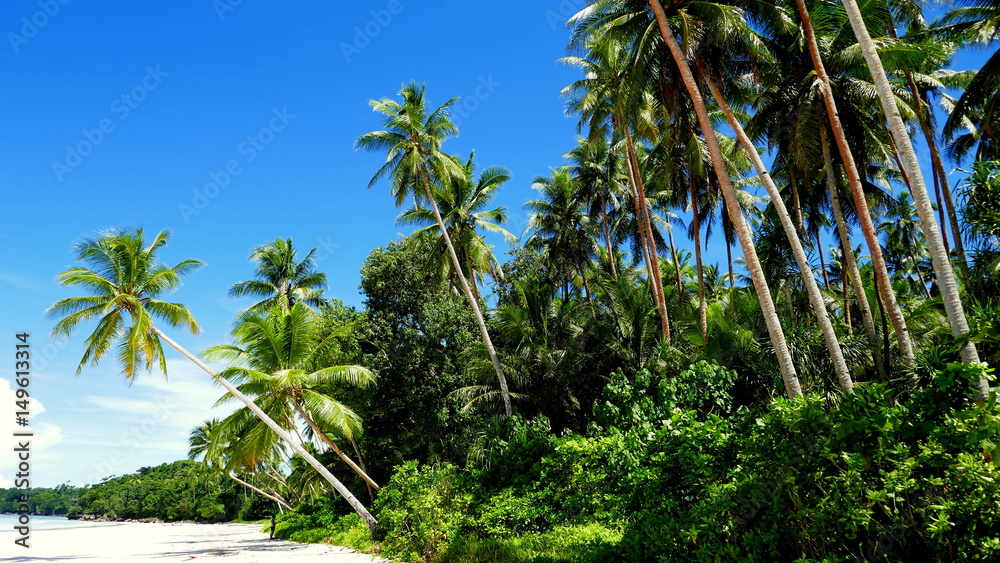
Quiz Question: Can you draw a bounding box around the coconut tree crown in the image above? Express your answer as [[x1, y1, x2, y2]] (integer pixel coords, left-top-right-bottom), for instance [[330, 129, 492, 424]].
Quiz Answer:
[[47, 228, 203, 379]]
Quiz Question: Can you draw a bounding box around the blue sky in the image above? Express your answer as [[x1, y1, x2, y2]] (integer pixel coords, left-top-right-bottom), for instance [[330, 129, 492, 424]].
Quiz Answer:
[[0, 1, 990, 488]]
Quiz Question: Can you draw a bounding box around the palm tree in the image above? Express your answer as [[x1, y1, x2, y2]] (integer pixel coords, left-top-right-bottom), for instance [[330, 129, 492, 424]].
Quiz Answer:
[[941, 0, 1000, 162], [788, 0, 917, 369], [229, 238, 327, 314], [525, 167, 599, 301], [46, 228, 378, 533], [397, 152, 516, 305], [188, 419, 293, 512], [356, 82, 514, 416], [639, 0, 804, 398], [204, 302, 379, 492], [837, 0, 985, 393]]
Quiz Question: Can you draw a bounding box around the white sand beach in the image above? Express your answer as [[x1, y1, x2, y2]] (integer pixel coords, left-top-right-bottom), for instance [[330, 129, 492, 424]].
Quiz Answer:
[[3, 521, 386, 562]]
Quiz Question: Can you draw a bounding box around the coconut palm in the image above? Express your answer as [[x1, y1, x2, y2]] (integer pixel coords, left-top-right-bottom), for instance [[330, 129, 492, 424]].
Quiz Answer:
[[574, 0, 803, 397], [188, 419, 293, 512], [204, 302, 379, 492], [836, 0, 985, 393], [525, 167, 599, 301], [356, 82, 514, 416], [46, 228, 378, 533], [397, 152, 515, 305], [229, 238, 327, 314]]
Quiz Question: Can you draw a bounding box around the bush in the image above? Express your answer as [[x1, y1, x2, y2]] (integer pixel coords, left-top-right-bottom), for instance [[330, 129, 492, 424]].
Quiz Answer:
[[375, 461, 471, 562]]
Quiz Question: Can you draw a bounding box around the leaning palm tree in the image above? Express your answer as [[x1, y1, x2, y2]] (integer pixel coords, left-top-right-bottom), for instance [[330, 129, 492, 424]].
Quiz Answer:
[[397, 152, 516, 305], [188, 419, 294, 512], [837, 0, 986, 394], [229, 238, 327, 314], [356, 82, 514, 415], [46, 228, 378, 533], [204, 302, 380, 492]]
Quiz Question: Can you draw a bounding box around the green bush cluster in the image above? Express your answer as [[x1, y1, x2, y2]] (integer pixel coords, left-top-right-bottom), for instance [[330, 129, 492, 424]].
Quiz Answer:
[[286, 360, 1000, 562]]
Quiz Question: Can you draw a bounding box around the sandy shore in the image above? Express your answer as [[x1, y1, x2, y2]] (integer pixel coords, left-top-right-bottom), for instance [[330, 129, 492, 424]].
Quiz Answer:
[[2, 521, 387, 562]]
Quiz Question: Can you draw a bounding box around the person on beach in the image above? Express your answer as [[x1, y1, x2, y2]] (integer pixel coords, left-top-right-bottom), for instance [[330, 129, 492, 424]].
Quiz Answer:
[[270, 515, 276, 539]]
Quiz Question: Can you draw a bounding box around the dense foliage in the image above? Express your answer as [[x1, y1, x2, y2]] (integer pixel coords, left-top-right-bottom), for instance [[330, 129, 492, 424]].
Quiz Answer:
[[77, 461, 275, 522]]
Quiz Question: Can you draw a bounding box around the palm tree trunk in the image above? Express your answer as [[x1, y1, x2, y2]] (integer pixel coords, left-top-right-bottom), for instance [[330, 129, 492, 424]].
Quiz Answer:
[[703, 71, 854, 392], [794, 0, 915, 368], [602, 201, 619, 280], [839, 0, 984, 394], [621, 125, 672, 340], [886, 20, 967, 270], [822, 127, 887, 380], [690, 174, 709, 346], [151, 327, 378, 534], [649, 0, 802, 398], [291, 402, 381, 491], [418, 169, 514, 415], [228, 473, 293, 511], [816, 231, 831, 290], [624, 124, 672, 340]]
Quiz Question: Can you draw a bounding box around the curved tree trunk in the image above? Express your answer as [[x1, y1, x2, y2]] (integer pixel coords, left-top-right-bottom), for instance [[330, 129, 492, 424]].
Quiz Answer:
[[291, 401, 381, 491], [418, 169, 514, 415], [703, 71, 854, 392], [839, 0, 984, 395], [152, 327, 378, 535], [228, 473, 293, 512], [794, 0, 915, 368], [885, 20, 967, 270], [822, 127, 888, 380], [649, 0, 802, 398]]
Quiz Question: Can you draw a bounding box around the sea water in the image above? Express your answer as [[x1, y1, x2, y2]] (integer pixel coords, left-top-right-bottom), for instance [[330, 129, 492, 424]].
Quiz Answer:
[[0, 513, 114, 532]]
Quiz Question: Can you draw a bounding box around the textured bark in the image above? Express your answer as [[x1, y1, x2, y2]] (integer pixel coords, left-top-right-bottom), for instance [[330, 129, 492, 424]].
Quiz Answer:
[[649, 0, 802, 398], [839, 0, 984, 394], [703, 72, 854, 392], [152, 328, 378, 535], [795, 0, 915, 367]]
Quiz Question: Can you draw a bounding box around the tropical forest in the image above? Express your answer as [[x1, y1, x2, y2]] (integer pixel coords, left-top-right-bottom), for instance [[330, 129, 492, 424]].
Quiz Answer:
[[40, 0, 1000, 561]]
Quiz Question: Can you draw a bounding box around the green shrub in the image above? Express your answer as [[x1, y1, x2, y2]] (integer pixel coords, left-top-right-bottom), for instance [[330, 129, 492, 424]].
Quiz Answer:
[[375, 461, 471, 562]]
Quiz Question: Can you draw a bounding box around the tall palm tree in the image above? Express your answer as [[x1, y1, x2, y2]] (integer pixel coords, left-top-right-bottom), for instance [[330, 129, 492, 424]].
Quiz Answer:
[[229, 238, 327, 314], [636, 0, 804, 398], [397, 152, 515, 305], [356, 82, 514, 416], [788, 0, 917, 369], [837, 0, 985, 393], [46, 228, 378, 533], [205, 303, 379, 492]]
